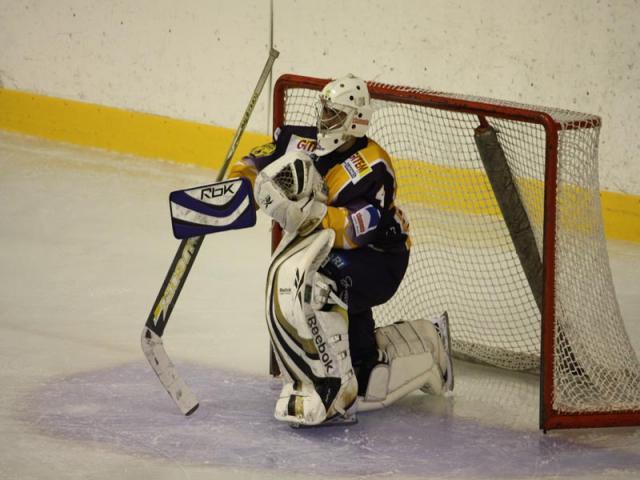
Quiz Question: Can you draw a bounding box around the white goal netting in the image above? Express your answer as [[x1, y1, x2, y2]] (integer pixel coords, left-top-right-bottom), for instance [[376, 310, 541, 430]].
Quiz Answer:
[[276, 78, 640, 417]]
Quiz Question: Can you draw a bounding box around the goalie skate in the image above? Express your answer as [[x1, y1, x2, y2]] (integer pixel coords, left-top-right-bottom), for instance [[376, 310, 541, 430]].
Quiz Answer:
[[421, 311, 454, 394]]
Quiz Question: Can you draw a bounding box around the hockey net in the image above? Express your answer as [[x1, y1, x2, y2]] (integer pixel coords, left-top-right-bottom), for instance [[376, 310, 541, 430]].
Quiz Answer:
[[272, 74, 640, 430]]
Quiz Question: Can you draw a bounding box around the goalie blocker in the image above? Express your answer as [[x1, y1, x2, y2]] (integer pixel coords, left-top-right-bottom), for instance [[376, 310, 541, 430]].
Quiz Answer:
[[169, 177, 256, 239]]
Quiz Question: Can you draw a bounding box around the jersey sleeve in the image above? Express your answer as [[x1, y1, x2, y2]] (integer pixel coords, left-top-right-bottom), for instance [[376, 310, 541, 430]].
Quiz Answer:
[[321, 199, 382, 249], [227, 141, 277, 187]]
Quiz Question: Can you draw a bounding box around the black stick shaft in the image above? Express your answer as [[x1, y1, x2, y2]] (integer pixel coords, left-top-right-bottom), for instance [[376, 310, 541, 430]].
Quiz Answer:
[[145, 48, 280, 336]]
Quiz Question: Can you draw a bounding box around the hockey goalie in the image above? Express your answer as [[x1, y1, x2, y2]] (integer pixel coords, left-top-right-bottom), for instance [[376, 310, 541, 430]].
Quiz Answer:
[[229, 74, 454, 427]]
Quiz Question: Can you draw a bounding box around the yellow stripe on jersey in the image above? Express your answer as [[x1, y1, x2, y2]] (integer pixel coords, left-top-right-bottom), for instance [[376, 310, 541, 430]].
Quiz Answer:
[[359, 139, 394, 174], [391, 202, 412, 249], [228, 158, 258, 187], [321, 206, 357, 249], [228, 141, 275, 187], [324, 163, 354, 204], [324, 139, 394, 205]]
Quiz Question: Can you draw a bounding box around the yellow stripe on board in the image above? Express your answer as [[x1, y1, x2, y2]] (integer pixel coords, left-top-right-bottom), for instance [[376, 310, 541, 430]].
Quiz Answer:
[[1, 87, 638, 243], [394, 158, 502, 216], [394, 157, 640, 243], [601, 190, 640, 243], [0, 87, 270, 171]]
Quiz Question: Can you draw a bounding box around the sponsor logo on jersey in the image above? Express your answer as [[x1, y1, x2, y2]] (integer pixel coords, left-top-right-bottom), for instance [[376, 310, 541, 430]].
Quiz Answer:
[[296, 138, 316, 152], [329, 253, 346, 269], [351, 205, 381, 237], [342, 153, 372, 184], [288, 135, 316, 153], [250, 142, 276, 158]]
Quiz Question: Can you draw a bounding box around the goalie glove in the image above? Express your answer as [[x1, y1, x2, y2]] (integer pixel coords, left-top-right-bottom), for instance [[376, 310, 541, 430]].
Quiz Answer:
[[254, 151, 328, 236]]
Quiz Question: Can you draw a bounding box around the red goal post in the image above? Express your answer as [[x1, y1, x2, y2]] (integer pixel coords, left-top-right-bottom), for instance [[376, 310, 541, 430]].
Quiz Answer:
[[271, 73, 640, 431]]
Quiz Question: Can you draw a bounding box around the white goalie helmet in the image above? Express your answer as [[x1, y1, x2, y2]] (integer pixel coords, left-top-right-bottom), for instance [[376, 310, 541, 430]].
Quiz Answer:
[[315, 74, 374, 156]]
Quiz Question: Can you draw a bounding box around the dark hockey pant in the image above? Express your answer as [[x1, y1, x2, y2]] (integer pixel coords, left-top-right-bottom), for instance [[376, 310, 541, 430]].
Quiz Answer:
[[319, 246, 410, 391]]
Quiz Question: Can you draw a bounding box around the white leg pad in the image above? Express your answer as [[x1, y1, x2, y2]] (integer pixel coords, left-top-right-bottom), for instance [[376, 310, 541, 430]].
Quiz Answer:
[[265, 229, 357, 426], [275, 382, 327, 425], [358, 318, 451, 412], [319, 311, 358, 419]]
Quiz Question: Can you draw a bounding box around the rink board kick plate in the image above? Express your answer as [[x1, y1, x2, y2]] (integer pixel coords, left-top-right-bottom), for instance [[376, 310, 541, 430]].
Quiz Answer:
[[169, 178, 256, 239]]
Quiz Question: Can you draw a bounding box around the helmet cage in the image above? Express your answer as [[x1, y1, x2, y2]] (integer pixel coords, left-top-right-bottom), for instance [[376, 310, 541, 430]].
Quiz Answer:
[[316, 98, 356, 135]]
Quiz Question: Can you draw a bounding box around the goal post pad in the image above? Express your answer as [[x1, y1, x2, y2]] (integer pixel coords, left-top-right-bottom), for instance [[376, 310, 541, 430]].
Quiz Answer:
[[474, 124, 544, 312]]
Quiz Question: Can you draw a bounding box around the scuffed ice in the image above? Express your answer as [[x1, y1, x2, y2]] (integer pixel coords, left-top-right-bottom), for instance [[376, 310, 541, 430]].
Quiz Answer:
[[24, 362, 640, 478], [2, 131, 639, 480]]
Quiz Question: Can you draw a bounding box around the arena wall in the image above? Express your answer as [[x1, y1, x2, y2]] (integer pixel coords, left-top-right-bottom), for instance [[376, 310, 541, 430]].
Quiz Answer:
[[1, 0, 638, 239]]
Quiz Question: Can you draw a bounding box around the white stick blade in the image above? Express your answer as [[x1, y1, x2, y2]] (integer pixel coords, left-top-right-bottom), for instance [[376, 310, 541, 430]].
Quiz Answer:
[[141, 327, 199, 415]]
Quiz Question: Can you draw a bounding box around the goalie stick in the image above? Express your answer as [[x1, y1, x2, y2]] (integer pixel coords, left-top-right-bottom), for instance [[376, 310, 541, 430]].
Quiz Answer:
[[141, 48, 280, 415]]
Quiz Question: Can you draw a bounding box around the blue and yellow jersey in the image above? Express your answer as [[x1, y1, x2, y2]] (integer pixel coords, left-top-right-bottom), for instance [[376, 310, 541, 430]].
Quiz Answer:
[[229, 125, 410, 252]]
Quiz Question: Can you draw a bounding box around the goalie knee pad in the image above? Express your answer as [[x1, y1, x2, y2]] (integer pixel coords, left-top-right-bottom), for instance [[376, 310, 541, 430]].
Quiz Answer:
[[358, 314, 453, 412], [266, 229, 357, 425]]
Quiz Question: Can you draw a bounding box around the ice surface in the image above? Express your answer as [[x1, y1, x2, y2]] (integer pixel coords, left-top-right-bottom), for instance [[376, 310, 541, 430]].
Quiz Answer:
[[1, 131, 639, 479]]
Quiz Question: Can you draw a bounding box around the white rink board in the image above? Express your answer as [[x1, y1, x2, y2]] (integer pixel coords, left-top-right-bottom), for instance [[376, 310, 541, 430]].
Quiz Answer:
[[1, 1, 638, 195]]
